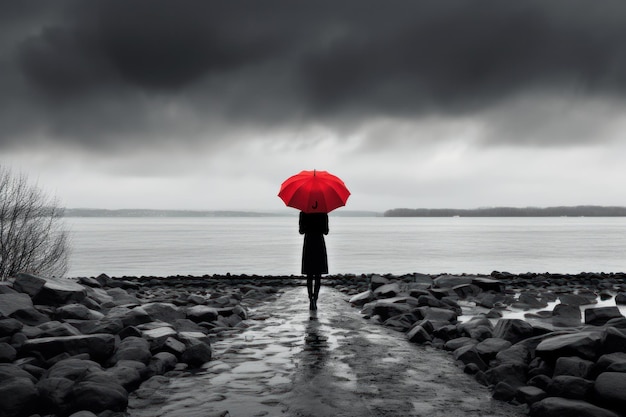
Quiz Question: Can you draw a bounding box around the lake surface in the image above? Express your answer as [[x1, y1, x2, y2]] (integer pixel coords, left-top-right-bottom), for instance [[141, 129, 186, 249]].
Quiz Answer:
[[63, 216, 626, 278]]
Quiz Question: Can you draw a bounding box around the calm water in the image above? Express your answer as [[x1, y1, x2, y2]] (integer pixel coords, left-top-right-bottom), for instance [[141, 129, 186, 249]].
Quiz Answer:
[[63, 216, 626, 278]]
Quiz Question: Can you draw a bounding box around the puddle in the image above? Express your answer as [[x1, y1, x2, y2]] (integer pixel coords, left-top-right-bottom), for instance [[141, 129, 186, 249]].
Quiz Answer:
[[459, 292, 626, 323]]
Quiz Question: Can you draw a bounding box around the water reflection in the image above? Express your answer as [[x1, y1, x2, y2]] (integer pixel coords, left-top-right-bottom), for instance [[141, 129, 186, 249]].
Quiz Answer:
[[301, 315, 330, 376]]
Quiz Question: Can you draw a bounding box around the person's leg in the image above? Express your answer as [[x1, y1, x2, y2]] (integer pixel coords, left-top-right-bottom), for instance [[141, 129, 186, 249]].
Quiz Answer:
[[306, 274, 313, 298], [307, 275, 315, 310], [312, 274, 321, 309]]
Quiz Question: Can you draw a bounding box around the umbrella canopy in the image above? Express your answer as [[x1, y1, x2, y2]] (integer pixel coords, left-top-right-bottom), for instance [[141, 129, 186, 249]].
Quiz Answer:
[[278, 170, 350, 213]]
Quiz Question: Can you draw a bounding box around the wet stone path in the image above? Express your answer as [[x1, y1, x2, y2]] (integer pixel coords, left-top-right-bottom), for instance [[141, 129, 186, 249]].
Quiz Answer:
[[128, 287, 525, 417]]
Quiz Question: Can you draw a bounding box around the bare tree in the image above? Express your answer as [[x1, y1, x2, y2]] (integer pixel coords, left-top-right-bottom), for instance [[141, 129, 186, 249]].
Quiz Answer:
[[0, 166, 69, 281]]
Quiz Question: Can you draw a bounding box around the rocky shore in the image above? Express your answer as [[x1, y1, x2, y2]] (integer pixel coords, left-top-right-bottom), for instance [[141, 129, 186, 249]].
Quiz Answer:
[[346, 272, 626, 417], [0, 273, 288, 417], [0, 271, 625, 417]]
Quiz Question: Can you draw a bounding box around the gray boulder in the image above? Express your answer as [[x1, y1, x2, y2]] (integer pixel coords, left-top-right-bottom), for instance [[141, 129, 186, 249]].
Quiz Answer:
[[142, 302, 185, 324], [474, 292, 508, 308], [615, 292, 626, 305], [369, 274, 389, 290], [37, 376, 74, 413], [0, 293, 33, 317], [553, 356, 595, 378], [95, 273, 114, 287], [528, 374, 552, 391], [373, 283, 401, 298], [535, 331, 602, 363], [106, 306, 151, 327], [70, 371, 128, 414], [22, 333, 116, 362], [453, 345, 487, 371], [475, 338, 512, 362], [84, 287, 114, 306], [516, 385, 547, 405], [370, 301, 413, 321], [0, 364, 38, 417], [417, 306, 457, 323], [186, 305, 220, 323], [444, 337, 477, 351], [149, 351, 178, 375], [466, 324, 493, 341], [111, 336, 152, 365], [79, 318, 124, 335], [141, 325, 178, 351], [105, 360, 146, 390], [458, 316, 493, 335], [173, 318, 208, 334], [471, 277, 505, 292], [552, 304, 582, 327], [495, 343, 531, 366], [601, 326, 626, 354], [416, 294, 447, 309], [56, 304, 104, 321], [33, 276, 87, 306], [105, 288, 140, 306], [432, 324, 459, 341], [0, 342, 17, 362], [493, 319, 534, 344], [10, 306, 50, 326], [518, 293, 548, 309], [69, 412, 98, 417], [348, 290, 374, 307], [596, 352, 626, 374], [12, 273, 46, 297], [0, 318, 23, 337], [594, 372, 626, 411], [78, 276, 103, 288], [45, 358, 103, 380], [161, 336, 187, 357], [38, 321, 82, 337], [548, 375, 593, 399], [383, 314, 415, 332], [530, 397, 619, 417], [585, 307, 623, 326], [433, 275, 473, 288], [492, 381, 517, 401], [453, 283, 481, 299], [485, 362, 528, 388], [180, 340, 212, 367], [407, 324, 432, 344], [559, 293, 594, 306]]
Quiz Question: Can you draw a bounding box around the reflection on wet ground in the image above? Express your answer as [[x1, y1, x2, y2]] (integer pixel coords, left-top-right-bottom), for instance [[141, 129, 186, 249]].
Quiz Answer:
[[129, 287, 525, 417]]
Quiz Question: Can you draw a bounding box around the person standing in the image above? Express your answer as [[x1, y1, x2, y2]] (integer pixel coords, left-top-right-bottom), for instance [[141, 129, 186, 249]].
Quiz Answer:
[[299, 211, 329, 311]]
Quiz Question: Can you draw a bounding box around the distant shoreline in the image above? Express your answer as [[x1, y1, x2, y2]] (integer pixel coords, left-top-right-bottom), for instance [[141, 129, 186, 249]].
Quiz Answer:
[[61, 206, 626, 218], [384, 205, 626, 217]]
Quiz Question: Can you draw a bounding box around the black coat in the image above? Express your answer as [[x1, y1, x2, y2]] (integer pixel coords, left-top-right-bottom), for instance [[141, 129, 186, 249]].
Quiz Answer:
[[299, 212, 329, 275]]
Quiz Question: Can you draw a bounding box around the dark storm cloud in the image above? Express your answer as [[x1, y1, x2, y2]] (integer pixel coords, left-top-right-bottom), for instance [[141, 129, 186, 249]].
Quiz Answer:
[[2, 0, 626, 149]]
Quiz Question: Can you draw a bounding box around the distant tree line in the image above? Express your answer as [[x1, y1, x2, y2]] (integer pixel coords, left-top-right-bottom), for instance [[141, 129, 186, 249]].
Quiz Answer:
[[384, 206, 626, 217]]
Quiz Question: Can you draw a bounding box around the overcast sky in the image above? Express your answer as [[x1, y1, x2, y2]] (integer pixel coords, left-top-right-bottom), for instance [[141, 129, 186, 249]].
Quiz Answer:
[[2, 0, 626, 212]]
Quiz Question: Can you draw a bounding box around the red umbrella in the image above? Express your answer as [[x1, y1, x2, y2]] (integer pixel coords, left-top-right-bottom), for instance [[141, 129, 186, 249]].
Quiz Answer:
[[278, 170, 350, 213]]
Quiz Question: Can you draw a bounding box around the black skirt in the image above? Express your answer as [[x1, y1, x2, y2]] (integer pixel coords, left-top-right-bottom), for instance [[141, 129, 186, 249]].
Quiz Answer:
[[302, 233, 328, 275]]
